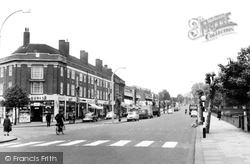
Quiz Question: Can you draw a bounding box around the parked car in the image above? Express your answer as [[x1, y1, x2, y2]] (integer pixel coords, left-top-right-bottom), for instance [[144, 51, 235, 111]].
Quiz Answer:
[[139, 109, 149, 119], [127, 111, 139, 121], [105, 112, 117, 119], [174, 107, 179, 112], [191, 110, 198, 117], [168, 109, 173, 114], [82, 112, 98, 122]]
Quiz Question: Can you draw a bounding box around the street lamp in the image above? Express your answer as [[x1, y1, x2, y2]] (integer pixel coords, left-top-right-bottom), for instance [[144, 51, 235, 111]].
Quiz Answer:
[[111, 67, 126, 124], [0, 9, 31, 47]]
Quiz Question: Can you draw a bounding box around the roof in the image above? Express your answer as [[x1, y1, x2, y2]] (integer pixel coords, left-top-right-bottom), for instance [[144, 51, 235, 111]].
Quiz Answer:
[[13, 44, 63, 55]]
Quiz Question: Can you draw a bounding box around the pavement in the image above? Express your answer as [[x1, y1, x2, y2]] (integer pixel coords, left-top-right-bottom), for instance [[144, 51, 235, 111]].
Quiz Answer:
[[195, 114, 250, 164], [1, 113, 250, 164]]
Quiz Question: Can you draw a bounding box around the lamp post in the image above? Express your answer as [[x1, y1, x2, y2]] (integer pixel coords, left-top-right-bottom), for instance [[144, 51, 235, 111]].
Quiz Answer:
[[111, 67, 126, 124], [0, 9, 31, 47]]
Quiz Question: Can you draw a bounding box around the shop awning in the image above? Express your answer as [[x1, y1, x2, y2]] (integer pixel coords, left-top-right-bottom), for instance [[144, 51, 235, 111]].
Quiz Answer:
[[88, 103, 103, 110]]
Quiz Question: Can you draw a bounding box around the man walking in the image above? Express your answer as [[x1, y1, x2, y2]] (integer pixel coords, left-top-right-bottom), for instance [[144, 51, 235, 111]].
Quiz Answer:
[[46, 112, 51, 127]]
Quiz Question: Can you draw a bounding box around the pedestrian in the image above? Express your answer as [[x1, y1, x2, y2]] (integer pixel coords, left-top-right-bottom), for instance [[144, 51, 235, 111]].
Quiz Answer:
[[3, 115, 12, 136], [46, 112, 51, 127], [217, 110, 221, 120]]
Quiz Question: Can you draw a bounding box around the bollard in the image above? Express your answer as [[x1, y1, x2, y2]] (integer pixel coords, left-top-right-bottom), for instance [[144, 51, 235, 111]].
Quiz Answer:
[[203, 127, 206, 138]]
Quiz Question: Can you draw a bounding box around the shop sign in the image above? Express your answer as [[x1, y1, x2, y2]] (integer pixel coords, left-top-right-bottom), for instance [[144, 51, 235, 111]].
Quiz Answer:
[[34, 103, 40, 106], [30, 95, 47, 101]]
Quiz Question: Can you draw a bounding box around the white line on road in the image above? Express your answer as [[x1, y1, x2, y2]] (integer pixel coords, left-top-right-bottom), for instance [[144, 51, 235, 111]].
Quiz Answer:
[[9, 142, 43, 147], [162, 142, 178, 148], [0, 142, 21, 147], [135, 141, 154, 147], [57, 140, 86, 146], [109, 140, 131, 147], [33, 140, 65, 146], [84, 140, 109, 146]]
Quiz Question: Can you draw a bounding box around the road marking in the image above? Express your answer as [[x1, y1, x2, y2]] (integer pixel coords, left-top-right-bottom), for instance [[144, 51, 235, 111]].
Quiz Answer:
[[9, 142, 42, 147], [135, 141, 154, 147], [109, 140, 131, 147], [0, 142, 21, 147], [162, 142, 178, 148], [33, 140, 65, 146], [58, 140, 86, 146], [84, 140, 109, 146]]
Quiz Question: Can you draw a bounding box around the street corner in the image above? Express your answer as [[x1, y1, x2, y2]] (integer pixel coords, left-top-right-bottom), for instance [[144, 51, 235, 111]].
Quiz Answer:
[[0, 136, 17, 143]]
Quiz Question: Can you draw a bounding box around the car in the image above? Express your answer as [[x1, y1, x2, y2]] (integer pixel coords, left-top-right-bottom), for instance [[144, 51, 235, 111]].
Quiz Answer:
[[189, 104, 198, 115], [105, 112, 117, 119], [139, 109, 149, 119], [168, 109, 173, 114], [82, 112, 98, 122], [174, 107, 179, 112], [127, 111, 139, 121], [191, 110, 198, 117]]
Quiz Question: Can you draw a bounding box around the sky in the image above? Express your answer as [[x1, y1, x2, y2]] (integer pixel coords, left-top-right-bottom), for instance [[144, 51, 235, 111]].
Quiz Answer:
[[0, 0, 249, 97]]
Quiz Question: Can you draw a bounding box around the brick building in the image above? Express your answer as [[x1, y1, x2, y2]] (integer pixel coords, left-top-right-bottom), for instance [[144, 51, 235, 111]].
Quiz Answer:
[[0, 28, 125, 123]]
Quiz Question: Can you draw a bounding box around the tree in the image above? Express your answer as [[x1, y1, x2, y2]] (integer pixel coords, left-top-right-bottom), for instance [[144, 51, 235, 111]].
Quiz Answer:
[[177, 94, 184, 103], [159, 89, 171, 101], [0, 84, 29, 125]]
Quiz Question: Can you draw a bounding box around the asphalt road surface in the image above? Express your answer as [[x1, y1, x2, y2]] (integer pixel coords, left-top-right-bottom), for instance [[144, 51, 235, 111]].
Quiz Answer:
[[1, 105, 197, 164]]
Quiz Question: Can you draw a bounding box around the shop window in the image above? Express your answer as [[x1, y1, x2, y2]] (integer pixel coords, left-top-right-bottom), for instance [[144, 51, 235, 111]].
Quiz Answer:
[[31, 66, 43, 79], [31, 82, 43, 94]]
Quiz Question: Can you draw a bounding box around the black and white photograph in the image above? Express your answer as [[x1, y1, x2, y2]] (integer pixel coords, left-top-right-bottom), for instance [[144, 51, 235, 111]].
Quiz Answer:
[[0, 0, 250, 164]]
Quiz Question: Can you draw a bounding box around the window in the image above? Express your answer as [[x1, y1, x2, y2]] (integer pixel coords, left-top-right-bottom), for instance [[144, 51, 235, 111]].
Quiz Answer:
[[84, 87, 86, 97], [67, 83, 69, 95], [76, 76, 79, 86], [60, 82, 63, 94], [61, 67, 63, 77], [0, 83, 3, 95], [91, 89, 94, 98], [91, 77, 94, 84], [31, 82, 43, 94], [0, 67, 3, 78], [97, 90, 99, 99], [88, 89, 90, 98], [88, 76, 91, 83], [97, 79, 99, 86], [67, 69, 70, 78], [8, 82, 12, 88], [31, 66, 43, 79], [100, 91, 102, 100], [80, 73, 82, 82], [106, 92, 108, 100], [71, 70, 75, 79], [9, 66, 12, 76], [100, 80, 102, 87], [71, 84, 75, 96], [83, 74, 86, 82], [79, 87, 83, 97]]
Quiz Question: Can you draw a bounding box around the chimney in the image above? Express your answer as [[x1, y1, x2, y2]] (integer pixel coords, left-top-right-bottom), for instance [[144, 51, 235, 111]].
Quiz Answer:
[[59, 40, 69, 56], [23, 27, 30, 47], [104, 65, 108, 69], [80, 50, 88, 65], [95, 59, 103, 71]]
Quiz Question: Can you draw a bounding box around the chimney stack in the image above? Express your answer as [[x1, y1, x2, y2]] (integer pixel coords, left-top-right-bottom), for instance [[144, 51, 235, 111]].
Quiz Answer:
[[80, 50, 88, 65], [23, 27, 30, 47], [95, 59, 103, 71], [59, 40, 69, 56]]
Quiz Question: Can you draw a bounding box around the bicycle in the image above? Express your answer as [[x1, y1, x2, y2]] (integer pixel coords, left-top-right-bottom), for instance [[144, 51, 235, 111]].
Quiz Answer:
[[56, 123, 65, 135]]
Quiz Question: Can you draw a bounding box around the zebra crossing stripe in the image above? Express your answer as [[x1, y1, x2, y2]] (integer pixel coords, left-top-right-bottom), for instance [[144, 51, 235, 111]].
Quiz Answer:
[[135, 141, 154, 147], [58, 140, 86, 146], [33, 140, 65, 146], [0, 142, 21, 147], [109, 140, 131, 147], [162, 142, 178, 148], [84, 140, 109, 146], [9, 142, 42, 148]]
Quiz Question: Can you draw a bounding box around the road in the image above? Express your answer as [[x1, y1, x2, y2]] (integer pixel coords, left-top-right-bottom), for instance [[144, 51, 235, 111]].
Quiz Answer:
[[0, 105, 197, 164]]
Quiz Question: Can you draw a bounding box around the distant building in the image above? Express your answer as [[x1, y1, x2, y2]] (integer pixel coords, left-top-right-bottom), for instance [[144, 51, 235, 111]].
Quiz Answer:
[[0, 28, 125, 123]]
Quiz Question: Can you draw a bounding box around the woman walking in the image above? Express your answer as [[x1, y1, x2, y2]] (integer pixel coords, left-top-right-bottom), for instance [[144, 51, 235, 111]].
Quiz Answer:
[[3, 115, 12, 136]]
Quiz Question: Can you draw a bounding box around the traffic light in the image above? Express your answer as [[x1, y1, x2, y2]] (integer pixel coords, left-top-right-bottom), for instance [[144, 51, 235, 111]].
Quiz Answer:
[[205, 74, 211, 85]]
